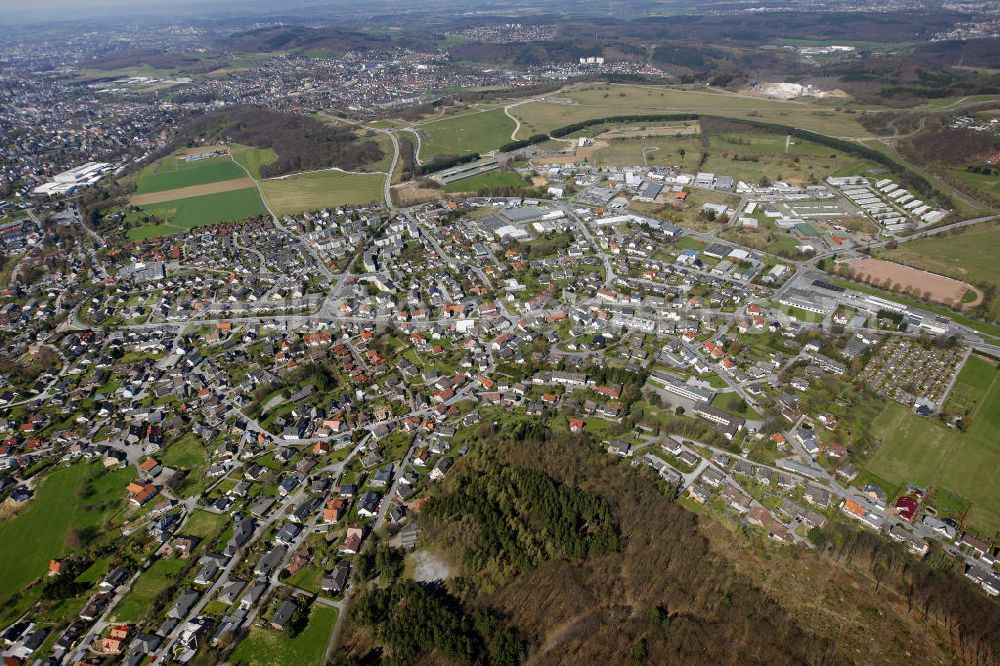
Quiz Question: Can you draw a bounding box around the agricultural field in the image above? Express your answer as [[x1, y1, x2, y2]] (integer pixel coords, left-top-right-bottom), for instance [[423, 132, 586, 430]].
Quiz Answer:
[[443, 170, 530, 193], [132, 188, 267, 240], [510, 83, 873, 140], [229, 604, 337, 666], [136, 156, 247, 194], [230, 144, 278, 179], [415, 107, 515, 161], [260, 170, 384, 216], [0, 462, 135, 605], [877, 225, 1000, 319], [945, 354, 998, 419], [866, 356, 1000, 536]]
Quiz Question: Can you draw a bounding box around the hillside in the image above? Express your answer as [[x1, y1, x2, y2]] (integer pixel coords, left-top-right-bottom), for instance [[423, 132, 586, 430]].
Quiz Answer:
[[176, 107, 384, 177], [341, 423, 999, 665], [219, 26, 429, 55]]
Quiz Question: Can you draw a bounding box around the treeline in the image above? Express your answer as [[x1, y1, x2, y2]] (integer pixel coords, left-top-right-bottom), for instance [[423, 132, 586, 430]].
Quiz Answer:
[[550, 114, 699, 138], [812, 523, 1000, 666], [497, 134, 550, 153], [418, 152, 480, 176], [425, 459, 620, 578], [178, 106, 383, 177]]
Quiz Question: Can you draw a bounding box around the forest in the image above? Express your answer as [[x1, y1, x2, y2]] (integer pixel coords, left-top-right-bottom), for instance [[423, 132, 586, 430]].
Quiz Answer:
[[424, 459, 621, 581], [177, 107, 383, 177], [341, 422, 1000, 665], [351, 579, 525, 666]]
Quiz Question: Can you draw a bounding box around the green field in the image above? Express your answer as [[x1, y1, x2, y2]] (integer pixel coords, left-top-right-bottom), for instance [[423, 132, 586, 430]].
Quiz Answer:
[[443, 170, 530, 193], [711, 391, 763, 420], [230, 604, 337, 666], [231, 145, 278, 179], [511, 84, 874, 141], [136, 157, 246, 194], [866, 357, 1000, 536], [364, 131, 397, 173], [952, 169, 1000, 198], [878, 225, 1000, 320], [416, 107, 515, 160], [591, 135, 704, 168], [0, 462, 135, 604], [113, 556, 188, 623], [946, 354, 995, 413], [179, 510, 227, 540], [260, 170, 384, 216], [132, 188, 267, 240], [702, 132, 866, 185]]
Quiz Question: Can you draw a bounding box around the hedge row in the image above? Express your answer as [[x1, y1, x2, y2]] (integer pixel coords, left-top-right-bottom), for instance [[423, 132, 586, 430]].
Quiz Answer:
[[417, 152, 480, 176], [550, 114, 699, 138], [497, 134, 550, 153]]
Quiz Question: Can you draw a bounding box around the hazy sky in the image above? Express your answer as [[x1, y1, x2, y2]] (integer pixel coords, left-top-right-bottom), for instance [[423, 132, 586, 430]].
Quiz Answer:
[[0, 0, 302, 23]]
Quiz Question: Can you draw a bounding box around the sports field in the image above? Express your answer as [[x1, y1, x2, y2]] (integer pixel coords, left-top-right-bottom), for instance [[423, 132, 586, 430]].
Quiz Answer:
[[510, 83, 873, 140], [136, 156, 247, 194], [866, 355, 1000, 535], [415, 107, 515, 161], [878, 225, 1000, 319], [132, 187, 267, 240], [260, 170, 384, 216], [849, 258, 976, 308], [229, 604, 337, 666], [0, 462, 135, 604]]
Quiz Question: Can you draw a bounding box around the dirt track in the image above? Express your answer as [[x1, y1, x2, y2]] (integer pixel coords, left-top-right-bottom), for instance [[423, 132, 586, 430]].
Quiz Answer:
[[130, 177, 255, 206], [850, 258, 981, 307]]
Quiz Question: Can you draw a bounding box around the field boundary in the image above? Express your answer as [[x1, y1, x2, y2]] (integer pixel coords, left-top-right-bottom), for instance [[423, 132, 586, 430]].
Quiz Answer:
[[130, 177, 256, 205]]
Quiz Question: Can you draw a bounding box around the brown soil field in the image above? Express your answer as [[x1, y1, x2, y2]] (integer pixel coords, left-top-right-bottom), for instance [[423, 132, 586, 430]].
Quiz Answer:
[[850, 258, 982, 307], [130, 177, 256, 205], [392, 182, 451, 207]]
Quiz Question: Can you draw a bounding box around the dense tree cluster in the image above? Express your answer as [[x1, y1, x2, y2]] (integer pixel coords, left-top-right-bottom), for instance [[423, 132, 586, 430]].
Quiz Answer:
[[352, 580, 525, 666], [425, 460, 620, 578], [910, 126, 1000, 166], [180, 107, 383, 176]]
